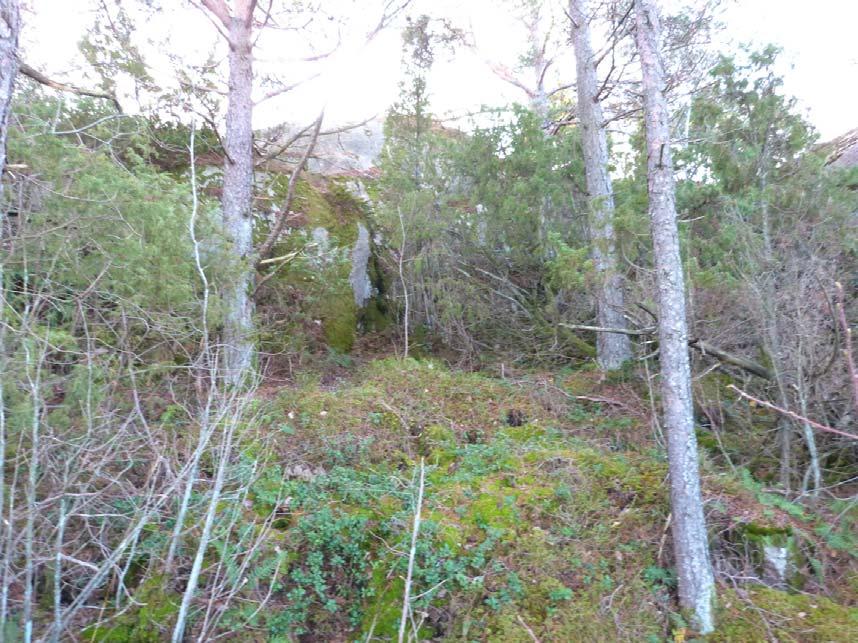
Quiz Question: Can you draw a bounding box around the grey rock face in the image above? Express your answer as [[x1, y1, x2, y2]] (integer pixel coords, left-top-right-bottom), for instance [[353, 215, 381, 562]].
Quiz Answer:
[[311, 227, 331, 254], [263, 118, 385, 177], [350, 223, 373, 307]]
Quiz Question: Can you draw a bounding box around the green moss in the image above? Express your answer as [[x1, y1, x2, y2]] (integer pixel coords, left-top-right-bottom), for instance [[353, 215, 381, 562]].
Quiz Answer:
[[360, 560, 433, 640], [359, 297, 390, 332], [261, 358, 856, 641], [256, 176, 379, 354], [499, 422, 545, 443], [735, 522, 805, 589], [423, 423, 458, 466], [296, 179, 360, 246], [468, 490, 519, 532], [361, 563, 404, 638], [714, 587, 858, 642], [320, 290, 358, 353], [83, 576, 179, 642], [560, 331, 598, 359]]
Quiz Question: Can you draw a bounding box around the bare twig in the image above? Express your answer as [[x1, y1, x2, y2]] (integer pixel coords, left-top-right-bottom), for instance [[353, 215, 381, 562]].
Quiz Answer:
[[397, 207, 410, 359], [516, 614, 541, 643], [255, 111, 324, 266], [398, 458, 424, 643], [728, 385, 858, 441]]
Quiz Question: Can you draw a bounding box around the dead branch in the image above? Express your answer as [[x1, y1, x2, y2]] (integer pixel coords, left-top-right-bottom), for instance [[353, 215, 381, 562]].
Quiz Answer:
[[689, 339, 773, 381], [255, 111, 324, 266], [516, 614, 542, 643], [254, 71, 322, 106], [255, 113, 376, 168], [835, 281, 858, 411], [18, 62, 122, 113], [560, 322, 654, 336], [560, 322, 773, 380], [728, 385, 858, 441]]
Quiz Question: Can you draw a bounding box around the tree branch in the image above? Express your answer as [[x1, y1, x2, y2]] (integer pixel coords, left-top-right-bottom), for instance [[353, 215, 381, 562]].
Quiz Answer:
[[256, 114, 375, 168], [18, 62, 122, 113], [689, 339, 773, 381], [255, 111, 324, 266], [560, 322, 773, 379], [254, 71, 322, 106], [728, 385, 858, 441], [835, 281, 858, 412], [560, 322, 653, 336], [199, 0, 231, 28]]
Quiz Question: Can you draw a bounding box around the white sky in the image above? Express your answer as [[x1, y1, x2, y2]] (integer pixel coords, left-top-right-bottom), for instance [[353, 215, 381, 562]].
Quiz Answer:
[[22, 0, 858, 140]]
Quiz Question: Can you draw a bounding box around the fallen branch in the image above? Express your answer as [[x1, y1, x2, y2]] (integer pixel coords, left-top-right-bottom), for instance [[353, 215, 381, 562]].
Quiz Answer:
[[689, 339, 773, 381], [559, 322, 653, 336], [252, 246, 315, 300], [727, 385, 858, 441], [516, 614, 542, 643]]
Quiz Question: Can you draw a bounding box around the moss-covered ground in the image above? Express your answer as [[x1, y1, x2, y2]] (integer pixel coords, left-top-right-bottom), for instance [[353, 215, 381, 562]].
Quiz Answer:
[[171, 357, 854, 642]]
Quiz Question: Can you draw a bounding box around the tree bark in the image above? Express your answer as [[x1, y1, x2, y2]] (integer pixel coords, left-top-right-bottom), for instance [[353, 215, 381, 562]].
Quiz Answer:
[[0, 0, 18, 189], [634, 0, 715, 634], [220, 1, 256, 385], [569, 0, 632, 370]]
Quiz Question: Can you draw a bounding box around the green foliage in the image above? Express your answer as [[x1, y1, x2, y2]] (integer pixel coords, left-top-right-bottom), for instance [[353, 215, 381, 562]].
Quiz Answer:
[[375, 102, 592, 361], [272, 508, 371, 635], [5, 98, 224, 316]]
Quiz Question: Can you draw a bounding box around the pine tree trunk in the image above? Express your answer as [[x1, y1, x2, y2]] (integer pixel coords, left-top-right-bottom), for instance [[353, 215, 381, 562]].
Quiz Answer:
[[221, 9, 255, 385], [569, 0, 632, 370], [634, 0, 715, 633]]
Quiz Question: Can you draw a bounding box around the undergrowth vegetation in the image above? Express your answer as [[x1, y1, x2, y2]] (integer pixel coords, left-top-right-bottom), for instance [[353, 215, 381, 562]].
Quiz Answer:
[[2, 8, 857, 640], [82, 358, 855, 641]]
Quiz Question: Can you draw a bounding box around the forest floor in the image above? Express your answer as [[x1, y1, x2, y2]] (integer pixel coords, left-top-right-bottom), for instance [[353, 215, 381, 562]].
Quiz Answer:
[[230, 348, 858, 642], [92, 347, 858, 641]]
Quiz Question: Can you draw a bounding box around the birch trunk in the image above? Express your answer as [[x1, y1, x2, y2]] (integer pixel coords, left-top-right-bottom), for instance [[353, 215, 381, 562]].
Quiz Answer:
[[0, 4, 19, 635], [634, 0, 715, 633], [569, 0, 632, 370], [221, 5, 255, 385], [0, 0, 17, 186]]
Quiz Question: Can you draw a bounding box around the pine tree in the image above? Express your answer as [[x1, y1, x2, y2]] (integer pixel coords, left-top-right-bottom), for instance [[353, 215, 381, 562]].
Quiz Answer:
[[635, 0, 715, 632], [570, 0, 632, 370]]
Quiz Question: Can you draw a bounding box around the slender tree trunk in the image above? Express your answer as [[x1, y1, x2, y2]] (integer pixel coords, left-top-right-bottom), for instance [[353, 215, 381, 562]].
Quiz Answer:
[[221, 7, 255, 385], [570, 0, 632, 370], [634, 0, 715, 633], [757, 149, 795, 490], [524, 3, 550, 129], [0, 2, 19, 636], [0, 0, 17, 184]]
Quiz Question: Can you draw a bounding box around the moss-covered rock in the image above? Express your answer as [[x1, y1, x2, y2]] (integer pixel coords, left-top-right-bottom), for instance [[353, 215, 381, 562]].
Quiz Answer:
[[255, 175, 390, 355]]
